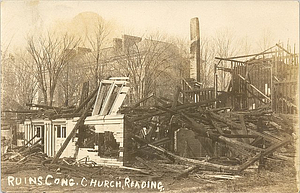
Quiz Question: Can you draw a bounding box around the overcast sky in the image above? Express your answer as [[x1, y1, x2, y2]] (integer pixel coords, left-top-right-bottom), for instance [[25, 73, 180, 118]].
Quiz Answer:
[[1, 1, 299, 53]]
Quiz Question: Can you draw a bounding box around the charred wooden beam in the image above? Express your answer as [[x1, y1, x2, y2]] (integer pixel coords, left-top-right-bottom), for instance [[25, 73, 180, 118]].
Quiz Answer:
[[209, 111, 243, 130], [237, 74, 271, 102], [26, 103, 62, 110], [215, 51, 275, 61], [2, 110, 40, 113], [238, 138, 290, 172], [174, 165, 199, 179], [129, 93, 154, 109], [147, 144, 238, 173], [238, 115, 250, 144]]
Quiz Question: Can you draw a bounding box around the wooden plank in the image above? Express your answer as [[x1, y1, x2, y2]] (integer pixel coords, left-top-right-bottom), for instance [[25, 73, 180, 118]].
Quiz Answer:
[[184, 88, 215, 93], [174, 165, 199, 179], [129, 93, 154, 109], [238, 74, 271, 102], [238, 139, 290, 172], [110, 87, 130, 114], [216, 51, 275, 61], [23, 134, 38, 147], [247, 126, 281, 144], [209, 112, 243, 130], [92, 82, 104, 115], [238, 115, 250, 144], [100, 82, 116, 115], [218, 136, 263, 152], [147, 144, 238, 173]]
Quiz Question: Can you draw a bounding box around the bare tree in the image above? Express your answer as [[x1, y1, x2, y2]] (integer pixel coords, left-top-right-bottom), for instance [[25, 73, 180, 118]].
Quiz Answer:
[[1, 49, 38, 110], [256, 28, 274, 52], [200, 36, 216, 87], [26, 31, 81, 106], [58, 49, 92, 106], [239, 35, 252, 55], [14, 50, 38, 106], [212, 28, 237, 91], [112, 34, 183, 102]]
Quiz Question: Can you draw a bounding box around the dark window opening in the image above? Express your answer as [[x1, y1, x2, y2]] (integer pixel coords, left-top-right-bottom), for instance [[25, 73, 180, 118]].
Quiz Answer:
[[56, 125, 61, 138], [33, 125, 44, 147], [55, 125, 66, 138], [36, 127, 41, 138]]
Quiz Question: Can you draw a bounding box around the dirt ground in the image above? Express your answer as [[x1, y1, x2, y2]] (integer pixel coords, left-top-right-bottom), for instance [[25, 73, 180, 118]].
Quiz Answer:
[[1, 159, 298, 193]]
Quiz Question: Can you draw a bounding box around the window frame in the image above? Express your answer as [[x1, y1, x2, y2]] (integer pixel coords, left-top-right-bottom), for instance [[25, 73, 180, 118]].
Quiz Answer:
[[34, 125, 42, 138], [55, 125, 67, 138]]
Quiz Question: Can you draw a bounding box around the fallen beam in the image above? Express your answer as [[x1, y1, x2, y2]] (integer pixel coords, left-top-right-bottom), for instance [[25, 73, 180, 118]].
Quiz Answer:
[[147, 144, 238, 173], [174, 165, 199, 179], [209, 111, 243, 130], [237, 139, 290, 172], [129, 93, 154, 109], [51, 95, 97, 164], [237, 74, 271, 102], [132, 99, 217, 122]]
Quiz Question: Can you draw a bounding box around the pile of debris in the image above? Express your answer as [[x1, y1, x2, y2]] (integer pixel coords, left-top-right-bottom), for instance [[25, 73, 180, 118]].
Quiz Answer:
[[121, 95, 296, 178], [2, 79, 297, 182]]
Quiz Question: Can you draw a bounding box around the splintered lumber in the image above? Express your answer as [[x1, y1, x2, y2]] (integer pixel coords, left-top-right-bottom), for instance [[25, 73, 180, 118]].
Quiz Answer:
[[209, 119, 261, 151], [20, 138, 43, 155], [218, 136, 264, 152], [51, 95, 97, 164], [26, 103, 63, 110], [237, 139, 290, 172], [153, 95, 169, 106], [131, 99, 216, 122], [180, 113, 209, 137], [147, 144, 238, 173], [23, 134, 38, 147], [2, 110, 40, 113], [120, 166, 151, 175], [209, 111, 243, 130], [180, 115, 261, 156], [247, 127, 281, 143], [174, 165, 199, 179], [139, 137, 171, 149], [129, 93, 154, 109], [238, 115, 250, 144]]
